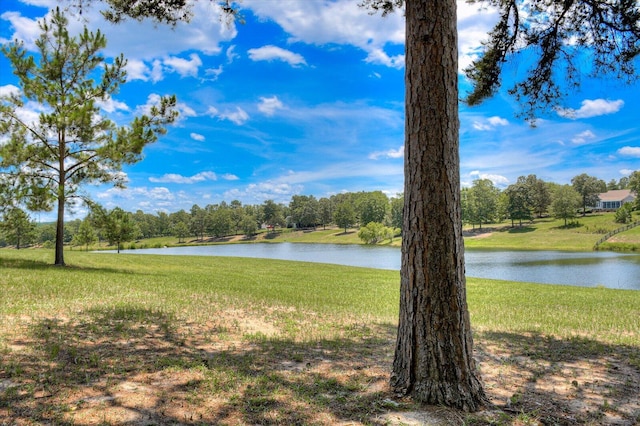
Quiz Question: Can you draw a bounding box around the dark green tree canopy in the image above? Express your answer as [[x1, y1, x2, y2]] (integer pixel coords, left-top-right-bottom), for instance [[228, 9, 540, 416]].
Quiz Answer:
[[0, 207, 36, 249], [571, 173, 606, 214], [92, 205, 139, 252]]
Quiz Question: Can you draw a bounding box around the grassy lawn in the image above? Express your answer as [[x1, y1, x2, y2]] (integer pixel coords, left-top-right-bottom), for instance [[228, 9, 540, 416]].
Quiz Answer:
[[464, 213, 640, 251], [1, 249, 639, 424]]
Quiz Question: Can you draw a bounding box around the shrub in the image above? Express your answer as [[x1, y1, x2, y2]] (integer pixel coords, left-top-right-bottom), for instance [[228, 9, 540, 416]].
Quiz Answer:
[[614, 204, 633, 224], [358, 222, 393, 244]]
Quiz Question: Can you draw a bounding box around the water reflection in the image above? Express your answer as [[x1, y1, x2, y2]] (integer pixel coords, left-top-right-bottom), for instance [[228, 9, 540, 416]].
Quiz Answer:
[[111, 244, 640, 290]]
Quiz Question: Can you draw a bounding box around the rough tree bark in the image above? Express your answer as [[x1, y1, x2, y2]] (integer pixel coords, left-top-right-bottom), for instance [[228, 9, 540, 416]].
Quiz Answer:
[[390, 0, 486, 411]]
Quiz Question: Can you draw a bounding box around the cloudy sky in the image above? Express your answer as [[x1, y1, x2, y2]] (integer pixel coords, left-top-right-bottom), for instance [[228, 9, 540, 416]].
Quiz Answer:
[[1, 0, 639, 219]]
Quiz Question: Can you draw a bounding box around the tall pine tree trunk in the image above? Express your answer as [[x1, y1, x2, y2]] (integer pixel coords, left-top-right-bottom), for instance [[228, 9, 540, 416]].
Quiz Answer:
[[55, 140, 66, 266], [390, 0, 485, 411], [55, 190, 65, 266]]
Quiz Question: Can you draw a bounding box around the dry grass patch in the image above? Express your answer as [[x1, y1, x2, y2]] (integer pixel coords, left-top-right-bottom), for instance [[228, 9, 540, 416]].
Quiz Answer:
[[2, 310, 640, 425], [0, 307, 397, 425]]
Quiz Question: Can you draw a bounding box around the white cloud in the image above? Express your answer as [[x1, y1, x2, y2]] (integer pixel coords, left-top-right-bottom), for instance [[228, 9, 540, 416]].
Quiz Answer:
[[94, 2, 236, 60], [1, 3, 236, 59], [96, 95, 129, 113], [97, 185, 174, 202], [221, 173, 239, 181], [473, 116, 509, 131], [620, 169, 636, 176], [150, 60, 165, 83], [618, 146, 640, 158], [457, 2, 500, 72], [0, 10, 42, 50], [204, 65, 224, 80], [136, 93, 162, 115], [557, 99, 624, 119], [571, 130, 596, 145], [125, 59, 150, 81], [190, 132, 205, 141], [144, 187, 175, 200], [369, 145, 404, 160], [219, 107, 249, 125], [488, 116, 509, 127], [0, 84, 20, 97], [206, 106, 219, 117], [365, 48, 404, 69], [258, 96, 284, 116], [149, 171, 218, 184], [14, 100, 49, 127], [244, 0, 403, 68], [176, 102, 197, 123], [225, 181, 303, 203], [248, 45, 307, 67], [127, 54, 203, 82], [226, 45, 239, 63], [136, 94, 194, 121], [468, 170, 509, 186], [244, 0, 497, 71], [0, 3, 236, 91], [163, 53, 202, 78]]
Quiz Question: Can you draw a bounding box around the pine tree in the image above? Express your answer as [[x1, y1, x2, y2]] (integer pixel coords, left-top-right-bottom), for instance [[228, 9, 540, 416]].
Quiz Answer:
[[0, 8, 177, 265]]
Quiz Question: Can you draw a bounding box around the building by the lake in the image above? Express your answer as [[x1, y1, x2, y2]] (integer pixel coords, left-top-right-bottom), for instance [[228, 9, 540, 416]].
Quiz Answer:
[[595, 189, 636, 210]]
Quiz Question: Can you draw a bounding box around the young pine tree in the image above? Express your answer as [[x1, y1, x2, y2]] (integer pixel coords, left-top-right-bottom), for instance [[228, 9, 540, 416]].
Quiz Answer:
[[0, 8, 178, 265]]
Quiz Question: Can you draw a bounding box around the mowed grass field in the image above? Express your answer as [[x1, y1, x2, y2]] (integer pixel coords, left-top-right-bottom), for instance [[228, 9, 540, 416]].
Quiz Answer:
[[463, 213, 640, 251], [1, 249, 639, 424]]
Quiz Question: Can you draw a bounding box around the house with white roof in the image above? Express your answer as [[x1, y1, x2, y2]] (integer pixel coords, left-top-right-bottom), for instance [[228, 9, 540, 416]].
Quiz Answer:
[[595, 189, 636, 210]]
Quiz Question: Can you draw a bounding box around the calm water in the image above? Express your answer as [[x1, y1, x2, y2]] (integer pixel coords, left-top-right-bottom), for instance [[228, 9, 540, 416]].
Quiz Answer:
[[112, 243, 640, 290]]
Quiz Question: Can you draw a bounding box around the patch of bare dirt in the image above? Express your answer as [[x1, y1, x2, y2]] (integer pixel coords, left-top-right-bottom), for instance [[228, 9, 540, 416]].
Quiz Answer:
[[1, 311, 639, 425], [468, 232, 493, 239]]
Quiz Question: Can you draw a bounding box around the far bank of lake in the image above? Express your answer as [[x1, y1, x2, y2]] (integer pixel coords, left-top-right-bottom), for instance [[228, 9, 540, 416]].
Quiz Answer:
[[109, 243, 640, 290]]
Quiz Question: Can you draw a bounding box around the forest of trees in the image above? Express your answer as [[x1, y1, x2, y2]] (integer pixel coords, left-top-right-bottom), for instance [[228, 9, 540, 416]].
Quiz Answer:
[[2, 171, 637, 249]]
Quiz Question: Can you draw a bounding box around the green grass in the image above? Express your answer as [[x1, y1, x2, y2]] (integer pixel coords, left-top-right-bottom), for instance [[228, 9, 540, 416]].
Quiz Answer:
[[468, 278, 640, 345], [2, 249, 639, 424], [0, 249, 397, 338], [2, 249, 638, 346], [273, 228, 366, 244], [464, 212, 640, 251]]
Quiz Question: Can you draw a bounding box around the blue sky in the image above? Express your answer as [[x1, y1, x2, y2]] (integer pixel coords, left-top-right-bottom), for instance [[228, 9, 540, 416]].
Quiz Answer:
[[1, 0, 639, 220]]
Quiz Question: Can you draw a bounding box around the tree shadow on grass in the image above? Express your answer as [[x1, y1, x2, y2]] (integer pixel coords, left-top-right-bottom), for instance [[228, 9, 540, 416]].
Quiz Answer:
[[473, 330, 640, 425], [552, 222, 584, 230], [3, 308, 639, 425], [0, 307, 399, 425], [506, 226, 536, 234], [0, 256, 53, 270], [0, 255, 154, 276], [335, 230, 356, 236]]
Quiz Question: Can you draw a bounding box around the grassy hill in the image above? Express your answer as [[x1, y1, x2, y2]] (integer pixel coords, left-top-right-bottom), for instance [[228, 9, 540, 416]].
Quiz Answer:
[[464, 213, 640, 251]]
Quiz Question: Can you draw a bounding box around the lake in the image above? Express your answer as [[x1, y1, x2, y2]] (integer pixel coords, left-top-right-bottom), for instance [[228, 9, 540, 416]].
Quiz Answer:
[[112, 243, 640, 290]]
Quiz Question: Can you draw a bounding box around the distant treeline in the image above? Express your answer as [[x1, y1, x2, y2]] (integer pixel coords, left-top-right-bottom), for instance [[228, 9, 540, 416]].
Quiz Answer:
[[1, 172, 638, 249]]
